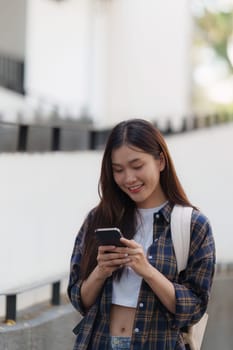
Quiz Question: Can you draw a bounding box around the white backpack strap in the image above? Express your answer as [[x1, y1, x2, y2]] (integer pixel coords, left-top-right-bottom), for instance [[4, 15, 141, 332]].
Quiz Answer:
[[170, 205, 193, 274]]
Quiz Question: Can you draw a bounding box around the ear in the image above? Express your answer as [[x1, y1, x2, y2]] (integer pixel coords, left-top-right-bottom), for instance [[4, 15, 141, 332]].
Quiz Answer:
[[159, 152, 166, 171]]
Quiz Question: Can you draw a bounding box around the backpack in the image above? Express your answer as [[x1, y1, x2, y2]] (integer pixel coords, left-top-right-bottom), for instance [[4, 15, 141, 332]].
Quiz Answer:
[[171, 205, 208, 350]]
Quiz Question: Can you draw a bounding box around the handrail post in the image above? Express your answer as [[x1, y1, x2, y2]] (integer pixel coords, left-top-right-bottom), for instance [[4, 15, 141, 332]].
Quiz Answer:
[[51, 127, 60, 151], [17, 124, 28, 151], [89, 130, 96, 150], [51, 281, 60, 305], [6, 294, 17, 322]]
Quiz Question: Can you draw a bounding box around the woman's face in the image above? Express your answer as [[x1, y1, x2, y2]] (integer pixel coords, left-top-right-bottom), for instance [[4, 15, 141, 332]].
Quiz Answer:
[[111, 144, 166, 208]]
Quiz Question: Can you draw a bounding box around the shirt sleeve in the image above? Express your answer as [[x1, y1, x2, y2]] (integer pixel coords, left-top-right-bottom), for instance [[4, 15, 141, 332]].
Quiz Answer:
[[170, 209, 216, 329], [67, 211, 93, 316]]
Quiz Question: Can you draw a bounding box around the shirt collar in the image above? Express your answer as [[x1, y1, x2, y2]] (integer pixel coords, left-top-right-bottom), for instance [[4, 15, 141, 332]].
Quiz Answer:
[[158, 201, 174, 223]]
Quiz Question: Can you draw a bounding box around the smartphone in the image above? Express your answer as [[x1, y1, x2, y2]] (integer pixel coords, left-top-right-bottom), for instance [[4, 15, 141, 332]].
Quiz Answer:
[[95, 227, 125, 247]]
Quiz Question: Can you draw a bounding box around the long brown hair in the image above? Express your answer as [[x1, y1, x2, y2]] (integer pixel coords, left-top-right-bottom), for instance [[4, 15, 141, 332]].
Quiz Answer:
[[80, 119, 193, 279]]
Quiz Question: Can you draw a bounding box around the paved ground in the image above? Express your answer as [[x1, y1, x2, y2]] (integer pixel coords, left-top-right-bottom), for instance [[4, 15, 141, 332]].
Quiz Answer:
[[0, 295, 81, 350]]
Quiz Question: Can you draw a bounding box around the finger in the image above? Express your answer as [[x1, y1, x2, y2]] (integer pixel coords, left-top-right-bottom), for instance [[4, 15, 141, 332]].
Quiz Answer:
[[99, 252, 129, 261], [127, 247, 143, 255], [120, 238, 140, 248], [98, 245, 116, 253], [102, 256, 131, 267]]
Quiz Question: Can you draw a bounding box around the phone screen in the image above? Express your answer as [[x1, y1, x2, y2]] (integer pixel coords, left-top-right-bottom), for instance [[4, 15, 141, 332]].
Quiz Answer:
[[95, 227, 125, 247]]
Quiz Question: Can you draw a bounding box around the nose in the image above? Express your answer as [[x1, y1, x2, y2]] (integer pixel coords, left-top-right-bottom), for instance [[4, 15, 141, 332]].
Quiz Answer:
[[124, 169, 137, 184]]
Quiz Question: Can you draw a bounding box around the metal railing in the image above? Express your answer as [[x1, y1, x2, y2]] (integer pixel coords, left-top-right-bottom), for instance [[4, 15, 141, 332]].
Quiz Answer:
[[0, 120, 93, 152], [0, 113, 233, 153], [0, 272, 68, 323]]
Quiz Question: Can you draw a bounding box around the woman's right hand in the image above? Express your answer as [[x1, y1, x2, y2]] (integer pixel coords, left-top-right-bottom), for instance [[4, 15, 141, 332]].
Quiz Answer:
[[96, 245, 130, 279], [80, 246, 130, 310]]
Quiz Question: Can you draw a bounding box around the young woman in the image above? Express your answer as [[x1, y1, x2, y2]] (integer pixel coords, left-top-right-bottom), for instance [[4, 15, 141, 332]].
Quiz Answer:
[[68, 119, 215, 350]]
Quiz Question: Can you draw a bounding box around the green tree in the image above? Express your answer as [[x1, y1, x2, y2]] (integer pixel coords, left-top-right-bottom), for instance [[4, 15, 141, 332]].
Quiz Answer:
[[195, 9, 233, 72]]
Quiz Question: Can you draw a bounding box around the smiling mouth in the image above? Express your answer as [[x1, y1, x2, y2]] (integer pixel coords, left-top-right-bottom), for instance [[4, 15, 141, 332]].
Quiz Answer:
[[128, 184, 144, 193]]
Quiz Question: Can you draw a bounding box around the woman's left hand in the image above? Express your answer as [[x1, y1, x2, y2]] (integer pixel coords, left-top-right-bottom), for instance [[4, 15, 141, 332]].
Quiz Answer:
[[118, 237, 153, 279]]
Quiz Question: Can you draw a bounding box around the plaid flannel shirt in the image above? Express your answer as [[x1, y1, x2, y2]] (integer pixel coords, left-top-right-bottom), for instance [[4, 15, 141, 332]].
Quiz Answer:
[[68, 202, 215, 350]]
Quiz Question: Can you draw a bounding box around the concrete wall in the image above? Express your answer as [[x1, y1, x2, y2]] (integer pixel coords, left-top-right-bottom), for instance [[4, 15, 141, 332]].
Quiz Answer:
[[25, 0, 93, 116], [104, 0, 192, 126], [0, 151, 102, 317], [0, 0, 26, 58], [25, 0, 192, 125], [1, 123, 233, 319]]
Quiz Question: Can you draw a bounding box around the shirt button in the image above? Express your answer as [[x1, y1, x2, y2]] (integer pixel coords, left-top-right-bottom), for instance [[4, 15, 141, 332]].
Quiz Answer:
[[139, 302, 144, 308], [134, 327, 140, 333], [155, 214, 160, 219], [148, 255, 153, 260]]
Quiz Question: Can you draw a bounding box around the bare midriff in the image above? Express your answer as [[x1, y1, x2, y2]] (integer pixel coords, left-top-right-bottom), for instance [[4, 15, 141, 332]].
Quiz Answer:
[[110, 304, 136, 336]]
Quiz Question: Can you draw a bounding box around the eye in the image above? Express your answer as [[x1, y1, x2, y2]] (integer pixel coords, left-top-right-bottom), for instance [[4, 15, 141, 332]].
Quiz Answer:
[[133, 165, 143, 170], [112, 168, 123, 173]]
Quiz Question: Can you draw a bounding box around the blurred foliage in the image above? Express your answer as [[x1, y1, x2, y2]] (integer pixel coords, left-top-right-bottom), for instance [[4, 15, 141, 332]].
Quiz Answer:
[[195, 9, 233, 72], [191, 2, 233, 112], [195, 7, 233, 73]]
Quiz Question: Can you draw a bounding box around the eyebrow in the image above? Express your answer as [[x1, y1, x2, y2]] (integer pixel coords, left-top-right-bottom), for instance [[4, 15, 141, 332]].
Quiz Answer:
[[112, 158, 142, 166]]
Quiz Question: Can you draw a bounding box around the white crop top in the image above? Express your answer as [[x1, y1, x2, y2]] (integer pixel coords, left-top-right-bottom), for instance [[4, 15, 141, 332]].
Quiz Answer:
[[112, 202, 167, 307]]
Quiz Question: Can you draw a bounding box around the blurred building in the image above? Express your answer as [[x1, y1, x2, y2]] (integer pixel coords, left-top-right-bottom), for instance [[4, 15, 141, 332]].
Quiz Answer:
[[0, 0, 192, 126]]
